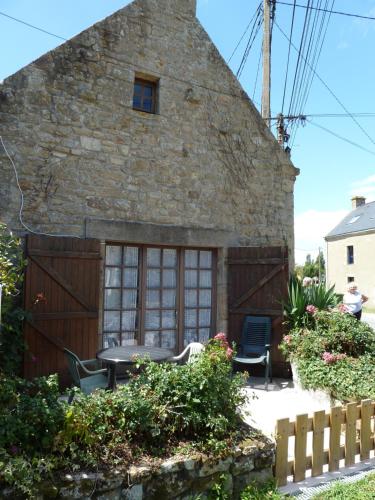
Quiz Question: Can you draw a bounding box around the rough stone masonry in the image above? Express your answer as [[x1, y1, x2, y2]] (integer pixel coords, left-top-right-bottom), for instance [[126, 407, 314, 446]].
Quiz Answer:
[[0, 0, 298, 251]]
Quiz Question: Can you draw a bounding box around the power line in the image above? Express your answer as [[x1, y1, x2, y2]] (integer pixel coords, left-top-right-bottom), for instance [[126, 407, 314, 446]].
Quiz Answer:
[[276, 1, 375, 21], [0, 10, 67, 41], [275, 20, 375, 147], [306, 119, 375, 156], [236, 6, 263, 78], [269, 113, 375, 119], [281, 0, 297, 113], [227, 2, 262, 63]]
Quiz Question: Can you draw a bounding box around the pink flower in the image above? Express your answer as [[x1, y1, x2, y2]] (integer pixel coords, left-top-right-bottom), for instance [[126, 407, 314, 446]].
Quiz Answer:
[[322, 352, 346, 364], [214, 332, 228, 342], [283, 335, 292, 345], [338, 303, 349, 313], [226, 347, 234, 359], [306, 305, 318, 314]]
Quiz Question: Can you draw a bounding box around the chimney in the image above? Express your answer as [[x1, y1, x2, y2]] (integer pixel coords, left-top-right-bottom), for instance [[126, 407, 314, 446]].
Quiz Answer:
[[351, 196, 366, 209]]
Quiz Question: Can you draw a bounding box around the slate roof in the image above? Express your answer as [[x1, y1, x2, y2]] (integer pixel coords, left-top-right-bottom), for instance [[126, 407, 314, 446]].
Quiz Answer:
[[325, 201, 375, 239]]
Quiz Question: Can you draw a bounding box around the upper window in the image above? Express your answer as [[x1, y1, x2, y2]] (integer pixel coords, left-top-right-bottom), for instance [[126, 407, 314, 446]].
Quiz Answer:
[[347, 245, 354, 265], [347, 276, 355, 283], [133, 78, 157, 113]]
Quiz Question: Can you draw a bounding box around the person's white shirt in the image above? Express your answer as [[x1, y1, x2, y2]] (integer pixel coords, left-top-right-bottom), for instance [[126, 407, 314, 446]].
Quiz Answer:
[[343, 290, 363, 314]]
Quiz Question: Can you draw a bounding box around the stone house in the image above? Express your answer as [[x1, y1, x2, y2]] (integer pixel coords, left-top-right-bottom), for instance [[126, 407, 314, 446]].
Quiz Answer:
[[0, 0, 298, 381], [325, 196, 375, 308]]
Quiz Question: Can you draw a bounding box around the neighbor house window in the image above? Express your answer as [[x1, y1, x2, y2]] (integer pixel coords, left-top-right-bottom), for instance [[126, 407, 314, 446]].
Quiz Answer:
[[133, 78, 157, 113], [347, 276, 355, 283], [103, 245, 216, 350], [347, 245, 354, 264]]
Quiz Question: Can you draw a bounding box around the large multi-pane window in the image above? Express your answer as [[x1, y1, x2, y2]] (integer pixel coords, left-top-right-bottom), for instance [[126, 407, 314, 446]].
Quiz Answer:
[[103, 245, 216, 350]]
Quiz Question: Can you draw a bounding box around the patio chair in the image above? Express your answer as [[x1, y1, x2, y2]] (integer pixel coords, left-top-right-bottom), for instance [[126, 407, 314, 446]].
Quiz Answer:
[[107, 336, 119, 348], [170, 342, 204, 364], [233, 316, 272, 389], [64, 348, 108, 402]]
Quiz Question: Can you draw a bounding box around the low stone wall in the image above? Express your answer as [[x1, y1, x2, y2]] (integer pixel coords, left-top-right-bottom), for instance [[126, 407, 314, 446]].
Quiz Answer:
[[0, 433, 275, 499]]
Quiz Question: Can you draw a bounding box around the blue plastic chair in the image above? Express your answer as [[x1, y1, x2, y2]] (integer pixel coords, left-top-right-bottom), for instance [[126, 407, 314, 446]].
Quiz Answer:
[[64, 348, 108, 402], [233, 316, 272, 388]]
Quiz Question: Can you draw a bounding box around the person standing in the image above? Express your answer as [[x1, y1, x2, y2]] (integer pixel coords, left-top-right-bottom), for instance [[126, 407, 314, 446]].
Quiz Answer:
[[343, 283, 368, 320]]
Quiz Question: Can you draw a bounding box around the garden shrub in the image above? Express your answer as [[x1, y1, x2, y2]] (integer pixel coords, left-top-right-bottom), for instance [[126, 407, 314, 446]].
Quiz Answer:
[[1, 334, 249, 496], [0, 223, 27, 375], [57, 335, 248, 459], [280, 310, 375, 401]]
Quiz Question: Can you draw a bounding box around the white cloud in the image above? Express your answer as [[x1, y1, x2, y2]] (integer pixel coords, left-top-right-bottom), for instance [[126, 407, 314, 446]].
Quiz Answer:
[[294, 209, 348, 265]]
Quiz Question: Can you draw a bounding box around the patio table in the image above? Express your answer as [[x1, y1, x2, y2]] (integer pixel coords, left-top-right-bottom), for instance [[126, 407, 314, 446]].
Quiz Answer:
[[97, 345, 174, 390]]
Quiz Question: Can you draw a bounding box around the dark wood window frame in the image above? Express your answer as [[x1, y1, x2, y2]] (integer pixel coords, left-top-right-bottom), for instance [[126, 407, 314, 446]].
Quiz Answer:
[[103, 244, 217, 353], [133, 78, 158, 114]]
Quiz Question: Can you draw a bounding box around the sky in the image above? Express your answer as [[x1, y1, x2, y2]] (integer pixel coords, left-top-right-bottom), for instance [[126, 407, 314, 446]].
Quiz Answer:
[[1, 0, 375, 264]]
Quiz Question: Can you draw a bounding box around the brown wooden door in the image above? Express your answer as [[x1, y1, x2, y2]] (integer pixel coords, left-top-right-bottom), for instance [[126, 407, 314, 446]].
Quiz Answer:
[[227, 246, 290, 377], [23, 235, 101, 386]]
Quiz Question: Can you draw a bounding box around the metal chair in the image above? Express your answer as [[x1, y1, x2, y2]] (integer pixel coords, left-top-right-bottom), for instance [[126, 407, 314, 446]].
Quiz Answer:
[[233, 316, 272, 389], [170, 342, 204, 364], [63, 348, 108, 402]]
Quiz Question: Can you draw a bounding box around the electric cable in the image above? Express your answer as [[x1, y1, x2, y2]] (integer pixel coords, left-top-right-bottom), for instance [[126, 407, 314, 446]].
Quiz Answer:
[[0, 10, 67, 41], [227, 2, 262, 63], [281, 0, 297, 113], [275, 1, 375, 21]]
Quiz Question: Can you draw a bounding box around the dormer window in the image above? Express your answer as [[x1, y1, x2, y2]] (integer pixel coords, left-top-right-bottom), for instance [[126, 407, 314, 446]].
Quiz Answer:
[[133, 78, 157, 114]]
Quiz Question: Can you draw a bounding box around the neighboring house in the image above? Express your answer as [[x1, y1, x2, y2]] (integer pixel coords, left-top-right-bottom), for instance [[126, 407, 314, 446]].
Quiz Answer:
[[325, 196, 375, 308], [0, 0, 298, 382]]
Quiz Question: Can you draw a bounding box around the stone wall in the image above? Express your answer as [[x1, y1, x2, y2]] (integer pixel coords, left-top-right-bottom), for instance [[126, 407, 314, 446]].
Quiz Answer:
[[0, 432, 275, 499], [0, 0, 298, 251]]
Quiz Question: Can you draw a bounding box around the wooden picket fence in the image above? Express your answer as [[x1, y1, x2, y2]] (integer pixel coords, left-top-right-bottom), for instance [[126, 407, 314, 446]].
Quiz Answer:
[[274, 399, 375, 486]]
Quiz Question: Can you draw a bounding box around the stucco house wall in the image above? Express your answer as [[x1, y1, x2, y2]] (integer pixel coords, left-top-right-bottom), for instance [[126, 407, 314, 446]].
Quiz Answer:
[[326, 232, 375, 309]]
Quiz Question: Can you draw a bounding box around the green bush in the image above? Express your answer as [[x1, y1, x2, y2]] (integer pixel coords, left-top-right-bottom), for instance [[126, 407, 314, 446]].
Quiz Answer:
[[0, 223, 27, 375], [58, 336, 248, 459], [280, 310, 375, 401], [0, 374, 66, 454]]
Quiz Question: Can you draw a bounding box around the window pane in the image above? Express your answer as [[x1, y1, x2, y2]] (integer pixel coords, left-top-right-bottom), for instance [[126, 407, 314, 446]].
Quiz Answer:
[[199, 328, 210, 344], [123, 289, 137, 309], [121, 332, 137, 346], [200, 251, 212, 268], [163, 249, 177, 268], [162, 310, 176, 329], [162, 290, 176, 308], [105, 289, 121, 309], [123, 268, 138, 288], [145, 310, 160, 329], [185, 250, 198, 268], [143, 85, 153, 97], [185, 289, 197, 307], [143, 99, 153, 112], [199, 289, 211, 307], [199, 309, 211, 327], [133, 96, 141, 108], [124, 247, 138, 266], [147, 248, 161, 267], [106, 246, 122, 265], [199, 270, 212, 288], [103, 311, 120, 332], [134, 83, 142, 95], [122, 310, 136, 331], [104, 334, 120, 348], [161, 331, 176, 349], [105, 268, 121, 287], [145, 331, 160, 347], [185, 309, 197, 327], [146, 290, 160, 308], [184, 329, 198, 347], [185, 270, 197, 288], [147, 269, 161, 288], [163, 269, 176, 288]]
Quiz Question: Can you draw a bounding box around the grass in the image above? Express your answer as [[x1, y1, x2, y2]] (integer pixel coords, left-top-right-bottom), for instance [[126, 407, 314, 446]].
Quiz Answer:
[[240, 480, 286, 499], [312, 472, 375, 499]]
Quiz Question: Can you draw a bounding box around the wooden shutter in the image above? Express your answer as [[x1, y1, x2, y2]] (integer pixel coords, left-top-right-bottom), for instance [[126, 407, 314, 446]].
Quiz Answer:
[[23, 235, 101, 386], [227, 246, 290, 377]]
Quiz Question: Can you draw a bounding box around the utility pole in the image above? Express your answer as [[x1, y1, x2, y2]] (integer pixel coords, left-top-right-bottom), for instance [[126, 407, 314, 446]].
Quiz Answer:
[[262, 0, 271, 128]]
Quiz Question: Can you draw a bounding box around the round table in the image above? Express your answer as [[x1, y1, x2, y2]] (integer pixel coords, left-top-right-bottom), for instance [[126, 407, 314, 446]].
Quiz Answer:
[[97, 346, 174, 390]]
